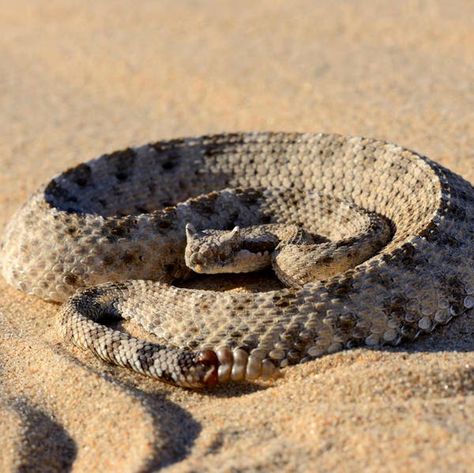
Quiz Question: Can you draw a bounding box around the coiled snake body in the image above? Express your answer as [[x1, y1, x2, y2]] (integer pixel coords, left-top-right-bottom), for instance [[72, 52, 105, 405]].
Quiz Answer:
[[1, 133, 473, 388]]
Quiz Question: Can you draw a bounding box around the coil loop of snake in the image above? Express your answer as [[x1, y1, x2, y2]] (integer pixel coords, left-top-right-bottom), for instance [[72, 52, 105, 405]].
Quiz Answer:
[[1, 132, 473, 388]]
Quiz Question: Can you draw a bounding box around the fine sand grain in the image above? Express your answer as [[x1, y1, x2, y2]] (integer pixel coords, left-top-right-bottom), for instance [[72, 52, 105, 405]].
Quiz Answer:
[[1, 1, 473, 471]]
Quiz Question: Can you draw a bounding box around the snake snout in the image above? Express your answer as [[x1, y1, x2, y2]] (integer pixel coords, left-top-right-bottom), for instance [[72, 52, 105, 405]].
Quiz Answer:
[[188, 254, 204, 272]]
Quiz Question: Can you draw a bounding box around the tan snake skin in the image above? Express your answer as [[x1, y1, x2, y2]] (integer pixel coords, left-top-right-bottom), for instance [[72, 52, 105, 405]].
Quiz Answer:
[[1, 132, 473, 388]]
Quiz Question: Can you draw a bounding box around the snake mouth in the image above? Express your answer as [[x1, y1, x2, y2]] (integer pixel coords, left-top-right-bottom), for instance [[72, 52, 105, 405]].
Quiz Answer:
[[189, 250, 271, 275]]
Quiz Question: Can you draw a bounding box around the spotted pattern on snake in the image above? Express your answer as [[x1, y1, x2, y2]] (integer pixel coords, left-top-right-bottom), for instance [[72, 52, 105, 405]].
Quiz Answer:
[[1, 132, 473, 388]]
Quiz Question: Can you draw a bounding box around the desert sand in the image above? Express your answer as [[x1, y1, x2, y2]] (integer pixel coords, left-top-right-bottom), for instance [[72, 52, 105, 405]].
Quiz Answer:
[[1, 1, 473, 471]]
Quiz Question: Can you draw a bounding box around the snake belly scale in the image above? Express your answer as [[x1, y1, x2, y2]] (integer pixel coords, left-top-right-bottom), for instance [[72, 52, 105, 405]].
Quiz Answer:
[[1, 132, 473, 388]]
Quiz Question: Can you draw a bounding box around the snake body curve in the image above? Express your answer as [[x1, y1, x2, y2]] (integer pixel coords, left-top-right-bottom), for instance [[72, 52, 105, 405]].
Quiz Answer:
[[1, 132, 473, 388]]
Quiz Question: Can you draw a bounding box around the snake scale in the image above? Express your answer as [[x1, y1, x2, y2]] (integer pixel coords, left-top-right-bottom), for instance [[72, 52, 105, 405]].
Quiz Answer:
[[1, 132, 473, 388]]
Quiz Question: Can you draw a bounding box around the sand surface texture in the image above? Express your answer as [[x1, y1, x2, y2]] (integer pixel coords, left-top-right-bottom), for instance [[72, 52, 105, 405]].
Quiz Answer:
[[1, 1, 473, 472]]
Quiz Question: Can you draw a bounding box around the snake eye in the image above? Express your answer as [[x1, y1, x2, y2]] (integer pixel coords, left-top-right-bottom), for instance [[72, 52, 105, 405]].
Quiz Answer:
[[201, 248, 213, 259]]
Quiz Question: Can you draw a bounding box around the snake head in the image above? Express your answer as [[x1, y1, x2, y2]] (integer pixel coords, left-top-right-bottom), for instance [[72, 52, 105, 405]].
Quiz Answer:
[[184, 223, 272, 274], [185, 224, 242, 272]]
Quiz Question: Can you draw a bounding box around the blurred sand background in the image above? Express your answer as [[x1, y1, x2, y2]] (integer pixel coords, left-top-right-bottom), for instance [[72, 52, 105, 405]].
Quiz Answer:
[[1, 1, 473, 471]]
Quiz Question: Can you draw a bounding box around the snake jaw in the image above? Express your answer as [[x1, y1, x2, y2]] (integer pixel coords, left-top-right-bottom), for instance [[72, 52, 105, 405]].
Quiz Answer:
[[197, 350, 220, 387]]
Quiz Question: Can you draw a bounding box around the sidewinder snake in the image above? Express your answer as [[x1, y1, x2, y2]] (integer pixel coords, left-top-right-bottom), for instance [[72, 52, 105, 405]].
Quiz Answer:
[[1, 132, 473, 388]]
